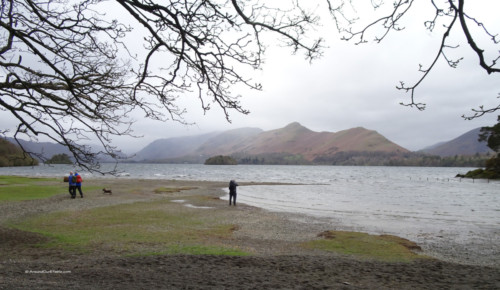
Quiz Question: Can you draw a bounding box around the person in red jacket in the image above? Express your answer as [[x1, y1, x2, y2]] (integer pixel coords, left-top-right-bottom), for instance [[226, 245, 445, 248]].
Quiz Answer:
[[74, 172, 84, 198]]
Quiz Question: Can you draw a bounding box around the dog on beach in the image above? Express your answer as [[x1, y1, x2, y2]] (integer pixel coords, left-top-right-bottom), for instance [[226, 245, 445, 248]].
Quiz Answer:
[[102, 188, 112, 195]]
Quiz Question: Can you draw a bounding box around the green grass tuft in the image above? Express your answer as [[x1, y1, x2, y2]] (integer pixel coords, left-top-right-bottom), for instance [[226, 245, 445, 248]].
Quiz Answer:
[[302, 231, 427, 263]]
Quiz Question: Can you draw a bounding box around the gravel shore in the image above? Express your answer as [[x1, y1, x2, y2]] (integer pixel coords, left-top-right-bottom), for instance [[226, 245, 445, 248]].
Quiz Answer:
[[1, 178, 499, 289]]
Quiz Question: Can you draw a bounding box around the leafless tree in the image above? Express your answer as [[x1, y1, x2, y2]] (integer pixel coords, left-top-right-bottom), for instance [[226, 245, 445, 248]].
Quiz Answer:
[[327, 0, 499, 119], [0, 0, 322, 170], [1, 0, 498, 170]]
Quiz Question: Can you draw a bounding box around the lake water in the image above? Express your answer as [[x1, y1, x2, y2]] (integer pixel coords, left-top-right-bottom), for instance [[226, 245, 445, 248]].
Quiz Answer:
[[1, 164, 499, 266]]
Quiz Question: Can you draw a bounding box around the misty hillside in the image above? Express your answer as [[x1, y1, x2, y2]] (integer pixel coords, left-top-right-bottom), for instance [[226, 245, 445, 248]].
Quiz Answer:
[[5, 137, 70, 160], [193, 127, 263, 156], [5, 123, 493, 166], [132, 122, 410, 164], [4, 137, 125, 163], [419, 127, 492, 157], [132, 132, 221, 161]]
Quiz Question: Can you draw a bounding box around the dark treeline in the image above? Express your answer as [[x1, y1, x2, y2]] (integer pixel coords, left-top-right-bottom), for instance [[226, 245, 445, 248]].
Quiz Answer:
[[312, 151, 490, 167], [233, 151, 489, 167], [233, 153, 311, 165], [204, 155, 238, 165], [122, 151, 489, 167]]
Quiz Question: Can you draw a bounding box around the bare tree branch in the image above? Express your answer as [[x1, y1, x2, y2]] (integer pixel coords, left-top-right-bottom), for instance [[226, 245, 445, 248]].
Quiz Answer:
[[454, 0, 500, 75], [328, 0, 500, 118], [0, 0, 324, 171], [2, 0, 499, 171], [398, 3, 459, 110]]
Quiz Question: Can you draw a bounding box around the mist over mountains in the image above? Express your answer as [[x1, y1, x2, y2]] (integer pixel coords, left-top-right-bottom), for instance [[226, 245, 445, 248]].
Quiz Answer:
[[130, 122, 403, 163], [2, 122, 492, 166], [129, 123, 490, 165]]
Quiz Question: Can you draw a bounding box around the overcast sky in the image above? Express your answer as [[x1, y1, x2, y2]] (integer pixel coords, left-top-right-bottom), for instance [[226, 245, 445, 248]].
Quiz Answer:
[[110, 1, 500, 153], [2, 1, 499, 154]]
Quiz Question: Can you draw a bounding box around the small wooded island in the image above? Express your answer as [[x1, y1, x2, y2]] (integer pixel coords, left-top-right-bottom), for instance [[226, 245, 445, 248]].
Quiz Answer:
[[204, 155, 237, 165], [45, 153, 72, 164]]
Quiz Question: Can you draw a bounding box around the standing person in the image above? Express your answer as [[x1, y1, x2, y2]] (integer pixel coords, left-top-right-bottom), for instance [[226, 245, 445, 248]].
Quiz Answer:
[[229, 180, 239, 206], [74, 172, 84, 198], [68, 171, 76, 199]]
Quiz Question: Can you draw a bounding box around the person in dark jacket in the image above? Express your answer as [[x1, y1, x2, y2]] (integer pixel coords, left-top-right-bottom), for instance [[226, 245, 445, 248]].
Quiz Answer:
[[74, 172, 84, 198], [229, 180, 239, 206], [68, 171, 76, 199]]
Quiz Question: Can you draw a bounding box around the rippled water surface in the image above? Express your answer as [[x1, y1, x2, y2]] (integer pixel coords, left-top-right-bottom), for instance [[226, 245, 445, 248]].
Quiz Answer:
[[2, 164, 499, 265]]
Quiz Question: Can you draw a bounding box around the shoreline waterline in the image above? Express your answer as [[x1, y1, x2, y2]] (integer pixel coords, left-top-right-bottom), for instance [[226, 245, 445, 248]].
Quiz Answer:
[[1, 164, 499, 267]]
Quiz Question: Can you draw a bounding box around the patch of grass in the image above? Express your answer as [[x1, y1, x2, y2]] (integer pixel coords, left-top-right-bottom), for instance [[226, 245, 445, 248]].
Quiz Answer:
[[12, 199, 247, 256], [0, 175, 65, 201], [302, 231, 427, 263], [0, 175, 54, 185], [153, 186, 197, 194]]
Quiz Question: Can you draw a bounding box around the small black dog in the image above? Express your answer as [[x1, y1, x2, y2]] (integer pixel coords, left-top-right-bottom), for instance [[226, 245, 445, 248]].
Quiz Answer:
[[102, 188, 112, 195]]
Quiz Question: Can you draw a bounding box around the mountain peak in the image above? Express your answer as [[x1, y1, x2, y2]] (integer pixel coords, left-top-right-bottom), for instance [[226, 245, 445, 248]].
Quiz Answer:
[[284, 122, 303, 128], [281, 122, 312, 133]]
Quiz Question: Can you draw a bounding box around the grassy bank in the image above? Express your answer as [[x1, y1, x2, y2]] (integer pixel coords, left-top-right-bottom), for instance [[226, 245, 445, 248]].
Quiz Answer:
[[0, 175, 102, 201], [12, 198, 247, 256], [303, 231, 426, 262], [3, 176, 426, 262], [0, 176, 65, 201]]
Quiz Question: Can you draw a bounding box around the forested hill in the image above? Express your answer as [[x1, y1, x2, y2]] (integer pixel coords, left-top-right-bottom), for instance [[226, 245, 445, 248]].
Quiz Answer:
[[0, 139, 38, 167]]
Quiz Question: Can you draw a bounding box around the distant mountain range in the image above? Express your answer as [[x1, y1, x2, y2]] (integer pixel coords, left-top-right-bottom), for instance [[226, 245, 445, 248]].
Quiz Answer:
[[5, 137, 71, 160], [2, 122, 492, 166], [419, 127, 493, 157], [3, 137, 124, 163], [130, 122, 409, 164]]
